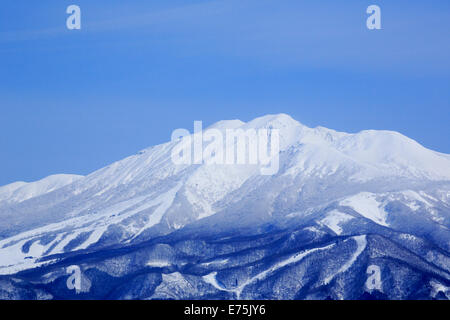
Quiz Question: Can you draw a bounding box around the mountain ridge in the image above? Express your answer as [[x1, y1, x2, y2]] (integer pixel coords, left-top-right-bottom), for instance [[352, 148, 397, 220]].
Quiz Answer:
[[0, 114, 449, 299]]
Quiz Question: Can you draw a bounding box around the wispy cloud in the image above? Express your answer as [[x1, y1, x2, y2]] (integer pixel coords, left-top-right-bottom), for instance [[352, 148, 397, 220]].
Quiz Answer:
[[1, 0, 449, 74]]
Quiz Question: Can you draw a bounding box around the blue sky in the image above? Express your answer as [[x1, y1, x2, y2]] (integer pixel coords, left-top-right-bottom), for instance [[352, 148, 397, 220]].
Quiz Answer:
[[1, 0, 449, 185]]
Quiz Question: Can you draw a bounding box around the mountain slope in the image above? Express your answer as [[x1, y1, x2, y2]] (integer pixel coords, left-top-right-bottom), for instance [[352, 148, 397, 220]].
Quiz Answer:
[[0, 114, 449, 299], [0, 174, 83, 206]]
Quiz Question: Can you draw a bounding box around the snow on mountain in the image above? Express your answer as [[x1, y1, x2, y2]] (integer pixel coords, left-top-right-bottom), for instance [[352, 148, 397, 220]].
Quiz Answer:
[[340, 193, 388, 227], [0, 114, 449, 299], [0, 174, 83, 206]]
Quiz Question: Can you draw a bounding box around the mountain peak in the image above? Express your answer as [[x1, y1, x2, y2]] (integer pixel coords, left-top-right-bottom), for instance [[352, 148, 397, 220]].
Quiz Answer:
[[207, 119, 245, 130], [245, 113, 303, 129], [206, 114, 302, 131]]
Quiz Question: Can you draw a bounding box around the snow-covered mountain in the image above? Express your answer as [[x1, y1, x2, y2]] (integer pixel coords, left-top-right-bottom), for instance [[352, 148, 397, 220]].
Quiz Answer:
[[0, 174, 83, 206], [0, 114, 449, 300]]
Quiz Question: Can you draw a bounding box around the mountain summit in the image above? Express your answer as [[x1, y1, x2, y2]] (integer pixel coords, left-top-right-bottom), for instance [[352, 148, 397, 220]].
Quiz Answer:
[[0, 114, 449, 299]]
